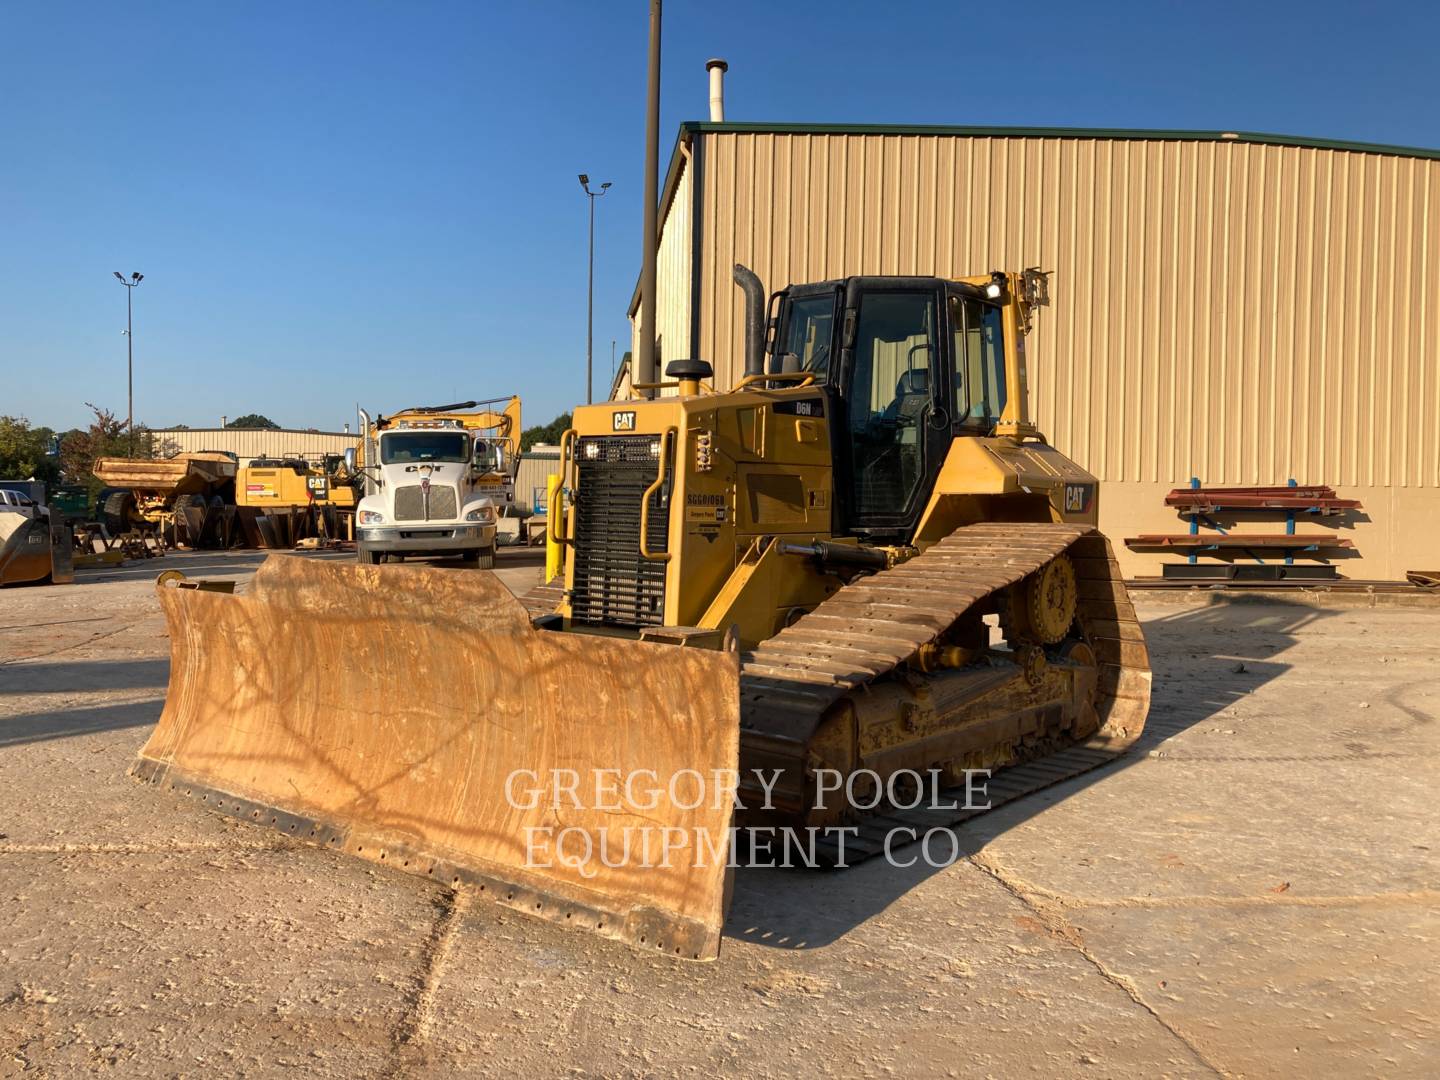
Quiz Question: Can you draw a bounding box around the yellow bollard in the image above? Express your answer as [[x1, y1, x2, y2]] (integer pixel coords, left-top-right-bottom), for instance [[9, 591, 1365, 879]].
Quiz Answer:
[[544, 473, 561, 584]]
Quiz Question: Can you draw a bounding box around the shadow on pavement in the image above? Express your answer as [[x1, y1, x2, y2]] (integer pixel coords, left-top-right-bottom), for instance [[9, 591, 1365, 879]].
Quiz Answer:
[[0, 698, 160, 748], [75, 550, 357, 585], [724, 597, 1337, 950], [0, 658, 170, 696], [71, 545, 542, 586]]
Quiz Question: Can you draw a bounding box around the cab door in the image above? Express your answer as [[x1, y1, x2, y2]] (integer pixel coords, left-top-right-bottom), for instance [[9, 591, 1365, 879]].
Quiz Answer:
[[833, 279, 951, 539]]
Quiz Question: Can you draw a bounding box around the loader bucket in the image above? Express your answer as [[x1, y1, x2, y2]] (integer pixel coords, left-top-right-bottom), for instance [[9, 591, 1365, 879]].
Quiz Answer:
[[133, 556, 741, 960]]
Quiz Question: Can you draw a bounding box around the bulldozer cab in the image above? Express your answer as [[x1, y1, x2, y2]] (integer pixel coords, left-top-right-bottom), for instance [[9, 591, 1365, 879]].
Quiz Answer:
[[769, 274, 1022, 541]]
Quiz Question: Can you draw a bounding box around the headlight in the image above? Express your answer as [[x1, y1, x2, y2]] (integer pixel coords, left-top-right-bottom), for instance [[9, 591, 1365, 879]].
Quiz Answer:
[[358, 510, 385, 525], [466, 506, 496, 523], [582, 441, 600, 460], [649, 439, 661, 458]]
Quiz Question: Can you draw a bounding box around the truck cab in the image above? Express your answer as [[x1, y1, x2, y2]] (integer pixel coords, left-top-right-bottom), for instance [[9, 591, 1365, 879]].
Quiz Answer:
[[354, 409, 517, 567]]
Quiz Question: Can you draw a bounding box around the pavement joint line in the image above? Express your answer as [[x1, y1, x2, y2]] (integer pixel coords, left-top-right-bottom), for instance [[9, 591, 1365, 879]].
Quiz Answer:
[[0, 619, 149, 666], [383, 884, 471, 1076], [967, 849, 1231, 1079], [0, 617, 110, 632], [0, 840, 297, 855], [1145, 751, 1428, 763], [1027, 888, 1440, 912]]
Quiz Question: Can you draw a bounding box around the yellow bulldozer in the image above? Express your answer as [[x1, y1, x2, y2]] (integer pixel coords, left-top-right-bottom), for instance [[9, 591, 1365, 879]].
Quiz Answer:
[[134, 267, 1149, 961]]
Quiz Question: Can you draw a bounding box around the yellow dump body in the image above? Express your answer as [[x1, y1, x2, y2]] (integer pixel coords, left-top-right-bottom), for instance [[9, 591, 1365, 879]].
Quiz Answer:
[[93, 452, 237, 497]]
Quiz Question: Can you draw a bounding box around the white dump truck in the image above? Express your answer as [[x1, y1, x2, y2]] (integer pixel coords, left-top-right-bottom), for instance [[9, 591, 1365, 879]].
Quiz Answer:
[[351, 397, 521, 568]]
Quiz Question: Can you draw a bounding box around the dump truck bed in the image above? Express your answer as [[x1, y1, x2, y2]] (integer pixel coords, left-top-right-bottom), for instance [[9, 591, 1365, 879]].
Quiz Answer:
[[93, 452, 237, 492]]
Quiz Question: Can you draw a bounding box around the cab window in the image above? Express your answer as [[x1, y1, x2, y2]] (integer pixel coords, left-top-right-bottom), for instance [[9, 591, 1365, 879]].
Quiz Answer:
[[379, 432, 470, 464], [951, 297, 1007, 430], [777, 294, 836, 377]]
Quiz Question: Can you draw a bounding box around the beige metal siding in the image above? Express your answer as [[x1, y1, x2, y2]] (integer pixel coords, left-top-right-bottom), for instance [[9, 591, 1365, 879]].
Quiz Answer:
[[695, 132, 1440, 488], [154, 428, 360, 462], [515, 449, 562, 515], [682, 130, 1440, 578], [627, 146, 695, 396]]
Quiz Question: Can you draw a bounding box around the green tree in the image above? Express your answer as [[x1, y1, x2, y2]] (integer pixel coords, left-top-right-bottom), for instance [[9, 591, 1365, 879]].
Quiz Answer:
[[0, 416, 60, 484], [60, 404, 154, 495], [226, 414, 280, 430], [520, 412, 573, 452]]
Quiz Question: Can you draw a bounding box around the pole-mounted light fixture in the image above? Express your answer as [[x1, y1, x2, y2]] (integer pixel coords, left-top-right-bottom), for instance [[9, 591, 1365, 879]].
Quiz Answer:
[[113, 271, 144, 456], [580, 175, 612, 404]]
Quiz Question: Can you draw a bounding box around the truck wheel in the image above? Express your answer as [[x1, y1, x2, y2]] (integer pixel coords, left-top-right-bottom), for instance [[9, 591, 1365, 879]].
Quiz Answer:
[[357, 544, 384, 566], [463, 546, 495, 569], [101, 490, 135, 536]]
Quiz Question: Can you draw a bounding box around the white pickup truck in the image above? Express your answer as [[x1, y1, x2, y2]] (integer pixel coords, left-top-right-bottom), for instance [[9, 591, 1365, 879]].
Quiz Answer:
[[0, 488, 39, 518], [352, 402, 519, 568]]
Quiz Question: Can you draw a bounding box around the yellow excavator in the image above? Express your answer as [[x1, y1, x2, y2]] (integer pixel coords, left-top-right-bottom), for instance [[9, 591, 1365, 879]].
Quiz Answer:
[[133, 265, 1150, 961]]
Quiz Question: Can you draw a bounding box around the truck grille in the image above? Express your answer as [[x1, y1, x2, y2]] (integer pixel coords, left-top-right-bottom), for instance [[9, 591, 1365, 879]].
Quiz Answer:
[[571, 436, 669, 628], [394, 484, 458, 522]]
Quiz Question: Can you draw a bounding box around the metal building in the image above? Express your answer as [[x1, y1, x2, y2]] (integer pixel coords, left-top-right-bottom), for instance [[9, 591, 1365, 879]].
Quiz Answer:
[[153, 427, 359, 462], [515, 446, 562, 517], [627, 121, 1440, 580]]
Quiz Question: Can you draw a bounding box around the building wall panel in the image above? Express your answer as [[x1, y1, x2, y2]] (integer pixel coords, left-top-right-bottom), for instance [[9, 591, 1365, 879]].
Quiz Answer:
[[515, 450, 562, 516], [627, 148, 693, 392], [682, 130, 1440, 578], [154, 428, 359, 462]]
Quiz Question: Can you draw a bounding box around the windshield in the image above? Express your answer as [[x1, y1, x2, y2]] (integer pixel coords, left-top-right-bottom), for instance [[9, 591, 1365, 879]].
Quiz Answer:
[[379, 432, 471, 464], [777, 294, 836, 376]]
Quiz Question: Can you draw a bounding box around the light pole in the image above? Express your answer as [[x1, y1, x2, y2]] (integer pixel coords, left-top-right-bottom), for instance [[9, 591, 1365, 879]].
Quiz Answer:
[[578, 174, 611, 404], [113, 271, 144, 456]]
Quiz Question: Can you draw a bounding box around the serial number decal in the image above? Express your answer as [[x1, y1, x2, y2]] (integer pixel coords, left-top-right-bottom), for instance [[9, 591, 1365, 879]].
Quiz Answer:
[[684, 492, 726, 524], [612, 411, 637, 431]]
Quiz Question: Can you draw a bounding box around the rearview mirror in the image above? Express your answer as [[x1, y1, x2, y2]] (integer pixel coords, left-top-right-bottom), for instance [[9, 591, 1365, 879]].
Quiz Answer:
[[343, 447, 357, 473]]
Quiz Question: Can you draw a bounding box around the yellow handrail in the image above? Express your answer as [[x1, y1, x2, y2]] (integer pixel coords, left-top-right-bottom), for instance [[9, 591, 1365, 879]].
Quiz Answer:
[[549, 429, 577, 546], [638, 428, 676, 563], [544, 473, 562, 582], [732, 371, 817, 391]]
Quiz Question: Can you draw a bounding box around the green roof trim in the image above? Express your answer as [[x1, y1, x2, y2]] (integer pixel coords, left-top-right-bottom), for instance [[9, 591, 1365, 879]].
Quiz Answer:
[[679, 121, 1440, 162]]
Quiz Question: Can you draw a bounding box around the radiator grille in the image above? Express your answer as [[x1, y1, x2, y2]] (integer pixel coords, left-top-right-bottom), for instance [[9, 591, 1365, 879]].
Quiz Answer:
[[394, 483, 459, 522], [571, 436, 669, 628]]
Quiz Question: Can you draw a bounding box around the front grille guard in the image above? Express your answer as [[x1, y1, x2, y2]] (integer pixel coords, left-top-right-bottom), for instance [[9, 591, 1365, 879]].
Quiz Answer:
[[394, 483, 459, 522], [568, 430, 675, 628]]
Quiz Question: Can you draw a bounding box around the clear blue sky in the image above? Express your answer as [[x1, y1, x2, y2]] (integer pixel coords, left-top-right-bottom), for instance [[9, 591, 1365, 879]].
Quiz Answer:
[[4, 1, 1437, 434]]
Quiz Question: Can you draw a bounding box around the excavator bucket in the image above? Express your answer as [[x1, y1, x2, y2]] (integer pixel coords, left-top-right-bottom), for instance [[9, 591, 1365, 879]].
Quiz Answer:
[[132, 556, 741, 960]]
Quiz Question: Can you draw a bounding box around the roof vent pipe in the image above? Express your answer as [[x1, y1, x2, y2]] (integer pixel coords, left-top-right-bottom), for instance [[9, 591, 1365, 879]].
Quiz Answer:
[[706, 58, 727, 122], [733, 264, 765, 378]]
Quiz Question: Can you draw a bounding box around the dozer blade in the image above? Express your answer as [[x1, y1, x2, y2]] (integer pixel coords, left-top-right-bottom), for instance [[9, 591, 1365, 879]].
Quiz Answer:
[[133, 556, 741, 960]]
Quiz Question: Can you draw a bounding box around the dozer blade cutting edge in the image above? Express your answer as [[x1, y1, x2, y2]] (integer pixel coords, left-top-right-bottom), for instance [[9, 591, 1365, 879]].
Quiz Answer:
[[132, 556, 741, 960]]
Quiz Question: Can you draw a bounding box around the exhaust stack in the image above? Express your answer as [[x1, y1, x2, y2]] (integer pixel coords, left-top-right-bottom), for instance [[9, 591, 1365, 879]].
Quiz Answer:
[[706, 58, 727, 122], [733, 264, 765, 379]]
